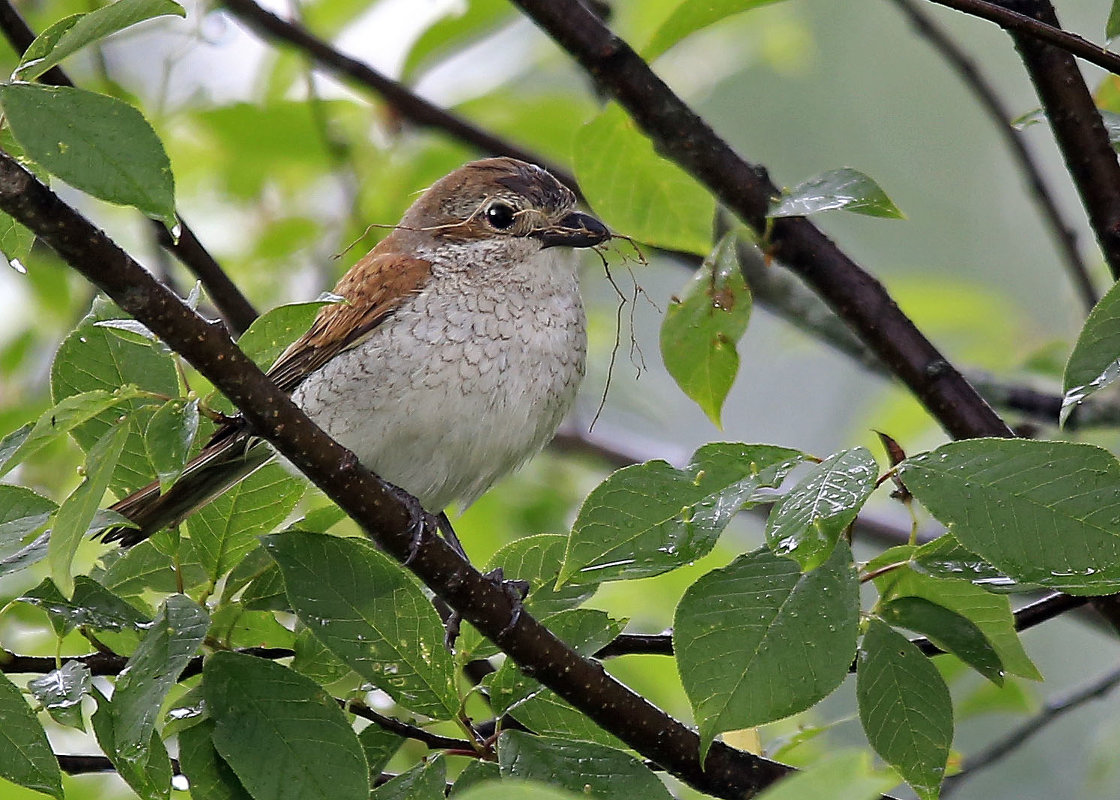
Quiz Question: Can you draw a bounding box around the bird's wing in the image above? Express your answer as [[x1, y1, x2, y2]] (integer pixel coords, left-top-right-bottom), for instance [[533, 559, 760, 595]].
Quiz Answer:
[[266, 250, 432, 392]]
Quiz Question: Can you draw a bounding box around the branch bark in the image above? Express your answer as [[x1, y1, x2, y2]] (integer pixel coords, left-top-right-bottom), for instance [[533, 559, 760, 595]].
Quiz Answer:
[[218, 0, 580, 197], [989, 0, 1120, 281], [925, 0, 1120, 75]]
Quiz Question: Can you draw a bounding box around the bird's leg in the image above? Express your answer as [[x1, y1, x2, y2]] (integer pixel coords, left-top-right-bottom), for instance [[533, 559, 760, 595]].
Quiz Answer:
[[436, 512, 469, 561]]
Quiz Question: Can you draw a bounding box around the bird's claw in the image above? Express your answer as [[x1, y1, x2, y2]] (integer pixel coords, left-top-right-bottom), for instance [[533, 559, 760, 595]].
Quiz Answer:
[[485, 568, 530, 638]]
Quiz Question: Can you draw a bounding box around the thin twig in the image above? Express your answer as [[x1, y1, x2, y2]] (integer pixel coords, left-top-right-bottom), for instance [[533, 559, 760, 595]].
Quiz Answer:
[[941, 662, 1120, 795], [0, 0, 258, 333], [890, 0, 1096, 311], [218, 0, 580, 198], [721, 228, 1114, 429], [57, 753, 181, 775], [924, 0, 1120, 75], [344, 699, 475, 752]]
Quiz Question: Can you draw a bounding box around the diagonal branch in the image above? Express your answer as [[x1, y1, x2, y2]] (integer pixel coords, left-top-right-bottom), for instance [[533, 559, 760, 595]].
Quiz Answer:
[[511, 0, 1012, 441], [218, 0, 579, 197], [941, 661, 1120, 795], [890, 0, 1097, 311], [924, 0, 1120, 75], [0, 152, 802, 800], [0, 0, 259, 333], [981, 0, 1120, 282]]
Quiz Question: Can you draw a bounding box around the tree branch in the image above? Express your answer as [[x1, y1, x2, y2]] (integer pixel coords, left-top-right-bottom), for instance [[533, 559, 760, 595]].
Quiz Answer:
[[890, 0, 1096, 311], [217, 0, 579, 197], [0, 152, 799, 800], [57, 753, 180, 775], [511, 0, 1013, 442], [985, 0, 1120, 281], [0, 0, 259, 334], [925, 0, 1120, 75], [593, 592, 1091, 661], [941, 662, 1120, 795]]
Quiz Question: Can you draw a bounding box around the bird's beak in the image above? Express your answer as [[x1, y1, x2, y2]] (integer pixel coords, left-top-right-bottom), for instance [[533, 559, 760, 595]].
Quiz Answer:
[[534, 211, 610, 249]]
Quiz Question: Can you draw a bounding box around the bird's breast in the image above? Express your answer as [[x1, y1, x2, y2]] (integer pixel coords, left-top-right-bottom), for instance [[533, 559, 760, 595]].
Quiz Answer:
[[291, 247, 587, 511]]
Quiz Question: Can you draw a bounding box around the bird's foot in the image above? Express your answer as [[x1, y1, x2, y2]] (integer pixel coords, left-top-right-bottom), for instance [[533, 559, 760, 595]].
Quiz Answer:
[[383, 484, 438, 566], [484, 567, 531, 638]]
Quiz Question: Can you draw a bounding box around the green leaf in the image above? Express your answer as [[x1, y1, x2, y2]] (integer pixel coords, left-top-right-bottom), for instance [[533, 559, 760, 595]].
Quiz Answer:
[[291, 626, 351, 684], [766, 447, 877, 570], [454, 780, 582, 800], [16, 0, 185, 81], [240, 562, 289, 611], [0, 671, 64, 799], [402, 0, 513, 76], [754, 751, 898, 800], [28, 660, 91, 731], [0, 211, 34, 270], [187, 463, 305, 583], [236, 298, 338, 371], [867, 551, 1040, 681], [857, 620, 952, 800], [503, 689, 626, 749], [371, 756, 445, 800], [880, 596, 1004, 684], [264, 531, 459, 718], [49, 422, 129, 596], [644, 0, 787, 59], [357, 725, 404, 780], [900, 439, 1120, 594], [1109, 0, 1120, 39], [1062, 279, 1120, 425], [0, 486, 56, 557], [769, 168, 905, 219], [450, 761, 501, 796], [12, 15, 81, 77], [91, 685, 173, 800], [486, 533, 595, 617], [0, 386, 147, 479], [145, 398, 198, 492], [203, 652, 369, 800], [660, 234, 752, 426], [18, 575, 150, 633], [52, 300, 178, 494], [178, 720, 254, 800], [100, 537, 207, 596], [575, 103, 715, 255], [498, 731, 673, 800], [675, 542, 859, 756], [560, 443, 806, 585], [0, 84, 176, 225], [108, 594, 208, 760], [911, 534, 1020, 591]]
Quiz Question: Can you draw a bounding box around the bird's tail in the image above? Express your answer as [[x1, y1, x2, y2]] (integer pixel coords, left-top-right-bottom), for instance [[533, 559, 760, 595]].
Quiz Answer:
[[102, 428, 273, 547]]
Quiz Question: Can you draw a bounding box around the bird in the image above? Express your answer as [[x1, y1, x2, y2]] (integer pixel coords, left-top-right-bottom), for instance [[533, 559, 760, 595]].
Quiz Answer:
[[103, 157, 609, 551]]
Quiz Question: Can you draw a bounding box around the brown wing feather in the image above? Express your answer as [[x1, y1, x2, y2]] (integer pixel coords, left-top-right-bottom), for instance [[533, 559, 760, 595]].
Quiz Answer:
[[267, 246, 432, 392]]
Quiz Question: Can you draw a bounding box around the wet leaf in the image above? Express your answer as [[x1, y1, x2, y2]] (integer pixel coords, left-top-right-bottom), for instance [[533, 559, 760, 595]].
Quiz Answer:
[[769, 168, 904, 219], [857, 620, 952, 800], [675, 542, 859, 756]]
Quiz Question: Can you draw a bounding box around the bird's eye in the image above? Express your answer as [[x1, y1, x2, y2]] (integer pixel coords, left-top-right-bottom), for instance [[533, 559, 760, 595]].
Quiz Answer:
[[484, 202, 517, 230]]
